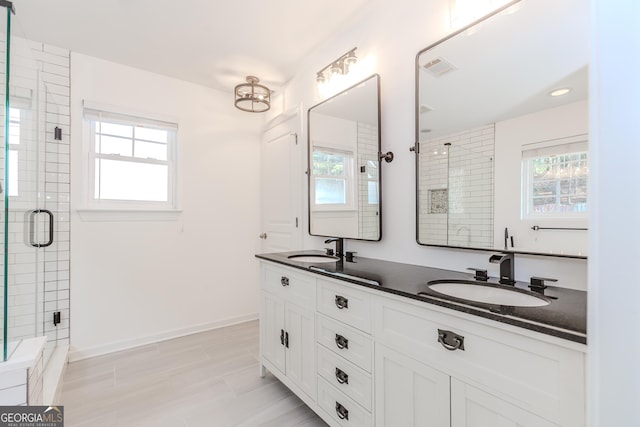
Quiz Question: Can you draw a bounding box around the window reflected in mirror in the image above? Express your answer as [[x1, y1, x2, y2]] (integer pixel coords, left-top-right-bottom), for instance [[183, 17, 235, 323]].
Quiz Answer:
[[308, 74, 381, 241], [522, 139, 588, 218]]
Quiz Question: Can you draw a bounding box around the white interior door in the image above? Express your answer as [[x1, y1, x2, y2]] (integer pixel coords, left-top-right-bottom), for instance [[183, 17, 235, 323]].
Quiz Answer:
[[260, 110, 302, 252]]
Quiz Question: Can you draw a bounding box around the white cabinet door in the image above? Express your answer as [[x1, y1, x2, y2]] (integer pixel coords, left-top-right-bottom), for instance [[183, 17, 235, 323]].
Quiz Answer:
[[261, 292, 286, 374], [375, 344, 450, 427], [451, 378, 558, 427], [285, 301, 317, 400]]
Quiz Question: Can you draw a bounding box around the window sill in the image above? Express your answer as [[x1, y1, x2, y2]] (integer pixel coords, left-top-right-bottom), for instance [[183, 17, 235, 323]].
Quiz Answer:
[[76, 208, 182, 222]]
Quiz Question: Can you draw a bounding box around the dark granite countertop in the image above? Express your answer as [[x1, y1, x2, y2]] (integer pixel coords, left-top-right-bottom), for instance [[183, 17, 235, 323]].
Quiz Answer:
[[255, 251, 587, 345]]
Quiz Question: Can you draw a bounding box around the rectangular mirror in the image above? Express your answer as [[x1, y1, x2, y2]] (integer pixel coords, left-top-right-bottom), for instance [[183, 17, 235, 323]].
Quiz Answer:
[[415, 0, 588, 258], [308, 74, 381, 240]]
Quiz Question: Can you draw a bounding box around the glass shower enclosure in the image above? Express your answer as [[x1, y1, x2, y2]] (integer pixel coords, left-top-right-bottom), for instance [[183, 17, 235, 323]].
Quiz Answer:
[[0, 0, 66, 368]]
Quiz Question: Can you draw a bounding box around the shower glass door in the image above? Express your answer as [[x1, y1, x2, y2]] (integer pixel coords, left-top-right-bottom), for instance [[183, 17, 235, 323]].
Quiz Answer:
[[1, 1, 52, 362]]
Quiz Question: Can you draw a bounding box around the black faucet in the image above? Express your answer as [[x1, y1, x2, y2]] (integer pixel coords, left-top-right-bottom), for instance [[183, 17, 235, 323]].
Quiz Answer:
[[489, 253, 515, 285], [324, 237, 344, 258]]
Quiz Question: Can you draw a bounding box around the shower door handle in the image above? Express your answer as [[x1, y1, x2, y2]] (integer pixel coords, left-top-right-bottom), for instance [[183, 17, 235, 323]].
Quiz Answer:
[[29, 209, 54, 248]]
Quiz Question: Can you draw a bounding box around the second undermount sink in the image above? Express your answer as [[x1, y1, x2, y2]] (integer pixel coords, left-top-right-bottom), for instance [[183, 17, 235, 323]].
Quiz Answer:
[[427, 280, 551, 307], [287, 254, 339, 263]]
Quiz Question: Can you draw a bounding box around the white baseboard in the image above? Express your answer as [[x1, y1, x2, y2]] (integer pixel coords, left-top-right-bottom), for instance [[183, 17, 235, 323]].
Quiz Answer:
[[68, 313, 259, 362]]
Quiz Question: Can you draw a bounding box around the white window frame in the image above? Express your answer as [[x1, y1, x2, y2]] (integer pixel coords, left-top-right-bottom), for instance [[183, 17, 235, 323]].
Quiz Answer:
[[521, 135, 588, 220], [310, 145, 356, 212], [81, 102, 179, 217]]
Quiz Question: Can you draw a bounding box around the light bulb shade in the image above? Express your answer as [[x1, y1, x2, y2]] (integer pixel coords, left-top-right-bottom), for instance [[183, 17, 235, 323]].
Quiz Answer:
[[235, 76, 271, 113], [344, 51, 357, 66], [330, 61, 344, 75]]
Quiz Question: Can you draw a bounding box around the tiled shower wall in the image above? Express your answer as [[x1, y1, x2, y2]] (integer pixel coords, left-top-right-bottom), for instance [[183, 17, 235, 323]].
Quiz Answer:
[[357, 122, 379, 240], [419, 124, 494, 247], [1, 39, 70, 363]]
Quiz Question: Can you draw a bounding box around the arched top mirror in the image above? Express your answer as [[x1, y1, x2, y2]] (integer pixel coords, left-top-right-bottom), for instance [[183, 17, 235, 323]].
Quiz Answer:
[[308, 74, 381, 241], [415, 0, 588, 258]]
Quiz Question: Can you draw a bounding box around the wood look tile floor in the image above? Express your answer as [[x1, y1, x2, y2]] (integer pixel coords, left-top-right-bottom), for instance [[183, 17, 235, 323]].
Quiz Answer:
[[60, 320, 328, 427]]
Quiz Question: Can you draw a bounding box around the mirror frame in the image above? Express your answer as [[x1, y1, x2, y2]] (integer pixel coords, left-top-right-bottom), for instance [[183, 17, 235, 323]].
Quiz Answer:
[[413, 1, 587, 260], [307, 74, 382, 241]]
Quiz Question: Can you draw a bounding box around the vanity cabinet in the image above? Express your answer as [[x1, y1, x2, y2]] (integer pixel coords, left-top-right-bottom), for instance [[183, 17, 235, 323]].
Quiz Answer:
[[315, 278, 374, 426], [374, 295, 585, 427], [258, 259, 586, 426], [375, 343, 451, 426], [260, 264, 317, 401], [450, 379, 557, 427]]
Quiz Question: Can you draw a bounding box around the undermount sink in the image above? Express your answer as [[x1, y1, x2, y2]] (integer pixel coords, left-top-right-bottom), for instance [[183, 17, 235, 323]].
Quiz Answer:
[[287, 254, 339, 263], [427, 280, 551, 307]]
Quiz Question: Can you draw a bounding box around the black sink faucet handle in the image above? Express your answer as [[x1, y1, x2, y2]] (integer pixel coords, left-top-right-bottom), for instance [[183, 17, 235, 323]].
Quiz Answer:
[[466, 267, 488, 281], [324, 237, 344, 258], [345, 251, 356, 262], [325, 248, 335, 256], [529, 276, 558, 294]]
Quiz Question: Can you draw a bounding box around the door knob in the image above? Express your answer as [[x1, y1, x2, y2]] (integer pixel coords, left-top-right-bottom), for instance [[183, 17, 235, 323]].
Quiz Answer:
[[259, 233, 267, 239]]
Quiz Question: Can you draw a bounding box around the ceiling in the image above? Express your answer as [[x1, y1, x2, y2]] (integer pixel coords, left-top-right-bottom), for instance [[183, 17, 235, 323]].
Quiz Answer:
[[417, 0, 589, 138], [12, 0, 369, 92]]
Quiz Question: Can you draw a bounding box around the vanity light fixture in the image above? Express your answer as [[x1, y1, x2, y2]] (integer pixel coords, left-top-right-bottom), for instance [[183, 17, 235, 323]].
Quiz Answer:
[[234, 76, 271, 113], [316, 47, 358, 85], [549, 87, 572, 97]]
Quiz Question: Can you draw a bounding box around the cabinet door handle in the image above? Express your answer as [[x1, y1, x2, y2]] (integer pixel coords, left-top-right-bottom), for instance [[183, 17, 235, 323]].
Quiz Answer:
[[335, 295, 349, 309], [280, 329, 285, 346], [284, 331, 289, 348], [335, 367, 349, 384], [335, 334, 349, 350], [335, 402, 349, 420], [437, 329, 465, 351], [281, 276, 289, 286]]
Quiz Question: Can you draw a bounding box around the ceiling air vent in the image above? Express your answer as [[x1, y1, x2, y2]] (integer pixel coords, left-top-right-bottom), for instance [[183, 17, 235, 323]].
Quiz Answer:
[[423, 57, 457, 77], [420, 104, 434, 114]]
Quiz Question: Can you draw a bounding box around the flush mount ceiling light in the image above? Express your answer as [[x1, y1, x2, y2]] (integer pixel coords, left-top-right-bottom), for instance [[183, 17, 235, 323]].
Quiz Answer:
[[549, 87, 572, 97], [234, 76, 271, 113], [316, 47, 358, 85]]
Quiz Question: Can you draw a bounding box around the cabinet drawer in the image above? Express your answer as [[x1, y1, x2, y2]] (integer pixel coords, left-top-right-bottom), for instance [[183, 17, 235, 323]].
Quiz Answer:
[[317, 377, 372, 427], [317, 345, 372, 411], [317, 279, 373, 333], [317, 314, 373, 373], [374, 296, 585, 425], [262, 264, 315, 307]]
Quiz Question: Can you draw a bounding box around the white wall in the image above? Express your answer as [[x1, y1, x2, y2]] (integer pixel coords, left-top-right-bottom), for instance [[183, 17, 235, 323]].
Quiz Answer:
[[589, 0, 640, 424], [69, 53, 263, 359], [276, 0, 587, 290]]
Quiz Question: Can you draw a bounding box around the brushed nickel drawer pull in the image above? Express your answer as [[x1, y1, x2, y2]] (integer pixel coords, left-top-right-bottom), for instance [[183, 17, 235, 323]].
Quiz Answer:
[[437, 328, 465, 351], [335, 295, 349, 309], [335, 367, 349, 384], [335, 334, 349, 350], [335, 402, 349, 420]]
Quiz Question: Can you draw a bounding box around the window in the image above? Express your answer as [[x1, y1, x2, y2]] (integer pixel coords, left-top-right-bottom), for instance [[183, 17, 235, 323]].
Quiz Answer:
[[522, 138, 588, 218], [311, 147, 355, 210], [84, 107, 177, 209]]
